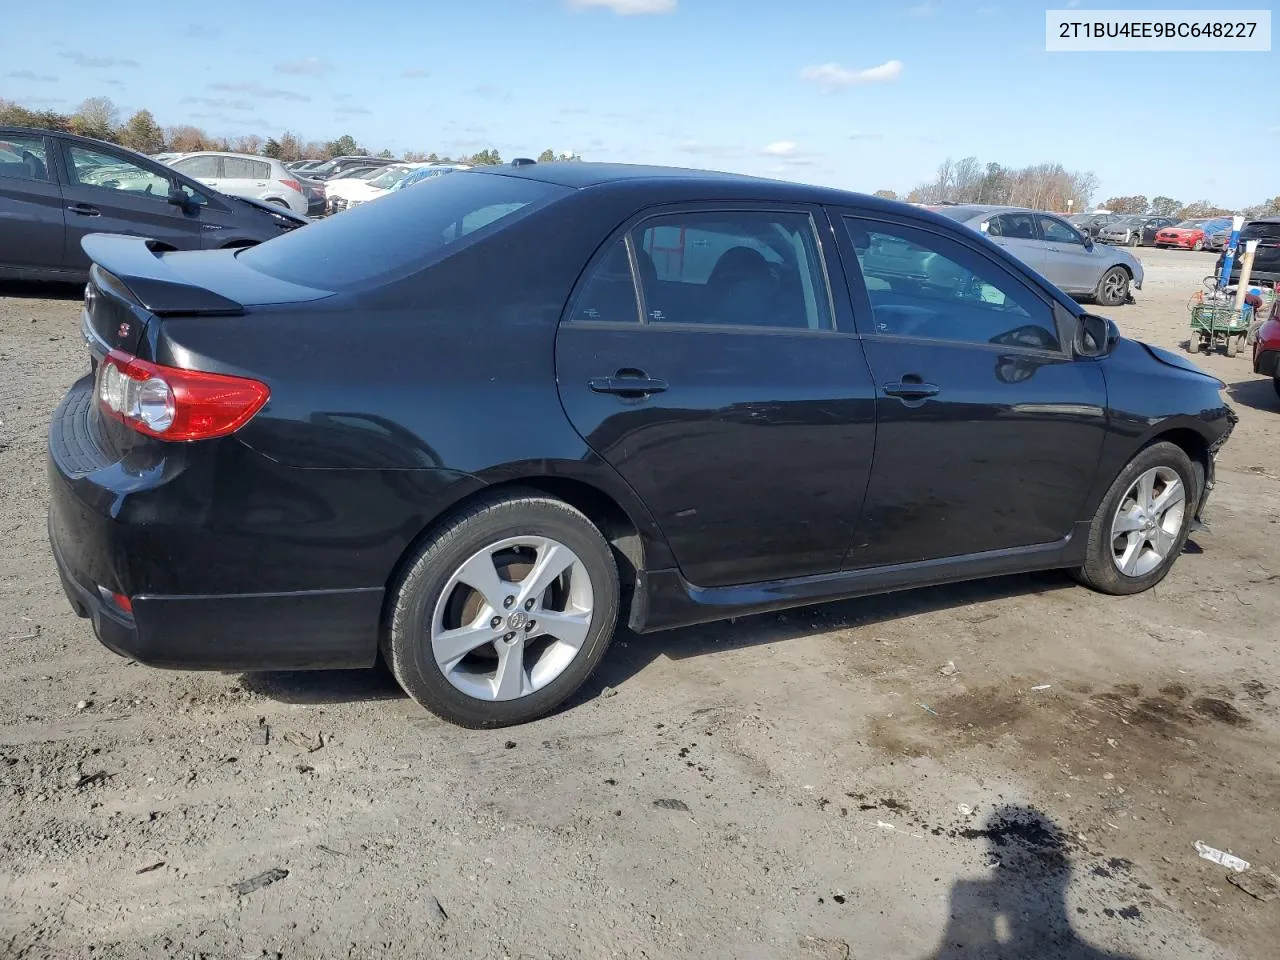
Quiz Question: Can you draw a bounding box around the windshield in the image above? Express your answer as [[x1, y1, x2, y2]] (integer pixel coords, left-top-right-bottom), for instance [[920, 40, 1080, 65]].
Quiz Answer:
[[368, 165, 415, 189], [238, 171, 570, 292], [1174, 220, 1200, 228]]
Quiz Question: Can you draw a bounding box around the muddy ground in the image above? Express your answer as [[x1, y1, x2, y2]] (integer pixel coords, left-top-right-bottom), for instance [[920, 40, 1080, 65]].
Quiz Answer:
[[1, 247, 1277, 960]]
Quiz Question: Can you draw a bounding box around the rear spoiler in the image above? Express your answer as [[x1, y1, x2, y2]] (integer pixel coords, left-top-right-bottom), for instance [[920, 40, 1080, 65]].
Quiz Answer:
[[81, 234, 244, 316]]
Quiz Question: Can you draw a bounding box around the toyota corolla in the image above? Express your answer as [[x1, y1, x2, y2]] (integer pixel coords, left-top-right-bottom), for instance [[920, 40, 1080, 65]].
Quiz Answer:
[[49, 162, 1236, 727]]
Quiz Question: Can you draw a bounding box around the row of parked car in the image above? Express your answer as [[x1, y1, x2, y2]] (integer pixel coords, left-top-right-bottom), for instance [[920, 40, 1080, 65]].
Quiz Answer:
[[1068, 212, 1235, 251]]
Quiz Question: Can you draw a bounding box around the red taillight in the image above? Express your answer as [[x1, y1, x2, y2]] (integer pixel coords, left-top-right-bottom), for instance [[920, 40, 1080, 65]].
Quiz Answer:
[[280, 178, 301, 192], [96, 349, 269, 441], [110, 591, 132, 615]]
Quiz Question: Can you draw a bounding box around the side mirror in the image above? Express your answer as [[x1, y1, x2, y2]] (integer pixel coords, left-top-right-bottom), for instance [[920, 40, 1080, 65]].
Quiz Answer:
[[1082, 234, 1094, 251], [167, 184, 190, 209], [1075, 313, 1118, 358]]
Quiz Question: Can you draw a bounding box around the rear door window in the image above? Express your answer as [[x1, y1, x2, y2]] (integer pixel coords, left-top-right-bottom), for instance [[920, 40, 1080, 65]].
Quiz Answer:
[[238, 171, 570, 291], [0, 134, 51, 181], [221, 157, 269, 179], [171, 155, 221, 178]]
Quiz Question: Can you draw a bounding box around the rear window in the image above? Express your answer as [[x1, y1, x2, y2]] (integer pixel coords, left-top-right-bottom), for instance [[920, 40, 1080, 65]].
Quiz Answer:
[[238, 171, 570, 291], [1242, 221, 1280, 241]]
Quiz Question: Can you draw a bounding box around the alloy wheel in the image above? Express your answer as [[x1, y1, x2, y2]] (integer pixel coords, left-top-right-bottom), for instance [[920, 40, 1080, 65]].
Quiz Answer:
[[1101, 270, 1127, 303], [430, 536, 594, 701], [1110, 466, 1185, 577]]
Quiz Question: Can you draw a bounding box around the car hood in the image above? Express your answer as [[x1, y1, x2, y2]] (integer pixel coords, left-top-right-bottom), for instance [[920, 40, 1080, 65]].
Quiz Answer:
[[1139, 340, 1221, 383]]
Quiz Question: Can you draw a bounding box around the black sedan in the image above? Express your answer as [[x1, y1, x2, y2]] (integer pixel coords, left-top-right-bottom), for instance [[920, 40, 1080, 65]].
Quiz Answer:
[[48, 163, 1236, 727], [0, 126, 307, 283]]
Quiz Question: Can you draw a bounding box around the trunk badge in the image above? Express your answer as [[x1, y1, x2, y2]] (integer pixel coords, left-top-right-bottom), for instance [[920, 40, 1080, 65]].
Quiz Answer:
[[117, 322, 131, 339]]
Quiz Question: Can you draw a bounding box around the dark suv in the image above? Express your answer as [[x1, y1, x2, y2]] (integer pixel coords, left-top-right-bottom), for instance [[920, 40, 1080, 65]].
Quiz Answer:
[[0, 127, 307, 283], [1215, 217, 1280, 285]]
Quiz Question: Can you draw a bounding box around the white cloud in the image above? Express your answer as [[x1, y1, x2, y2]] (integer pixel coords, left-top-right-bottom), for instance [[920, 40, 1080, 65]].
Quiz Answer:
[[8, 70, 57, 82], [761, 141, 798, 156], [799, 59, 903, 91], [275, 57, 333, 76], [58, 51, 138, 69], [567, 0, 676, 13], [908, 1, 938, 16], [210, 82, 310, 102]]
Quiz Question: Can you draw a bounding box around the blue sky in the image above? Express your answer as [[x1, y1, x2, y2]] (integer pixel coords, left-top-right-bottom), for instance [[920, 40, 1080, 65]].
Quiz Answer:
[[3, 0, 1275, 206]]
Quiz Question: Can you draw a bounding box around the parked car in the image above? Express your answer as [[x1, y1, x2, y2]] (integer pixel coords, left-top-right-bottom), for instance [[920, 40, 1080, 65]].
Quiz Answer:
[[304, 155, 395, 182], [48, 162, 1235, 727], [932, 205, 1143, 306], [1201, 217, 1235, 252], [1067, 212, 1118, 239], [1138, 216, 1179, 246], [1251, 301, 1280, 398], [164, 152, 310, 217], [324, 165, 408, 212], [287, 160, 325, 174], [1215, 217, 1280, 286], [0, 127, 306, 283], [1097, 216, 1146, 246], [389, 164, 472, 192], [325, 163, 428, 212], [1154, 220, 1215, 250]]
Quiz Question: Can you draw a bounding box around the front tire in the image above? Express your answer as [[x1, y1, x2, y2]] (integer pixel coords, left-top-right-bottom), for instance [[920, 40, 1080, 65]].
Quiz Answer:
[[382, 491, 620, 728], [1095, 266, 1130, 307], [1074, 442, 1197, 596], [1274, 375, 1280, 400], [1192, 239, 1204, 252]]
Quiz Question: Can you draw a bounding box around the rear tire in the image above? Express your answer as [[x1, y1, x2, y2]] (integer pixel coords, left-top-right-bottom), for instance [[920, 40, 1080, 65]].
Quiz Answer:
[[382, 490, 620, 728], [267, 198, 290, 207], [1074, 442, 1197, 596], [1274, 375, 1280, 400]]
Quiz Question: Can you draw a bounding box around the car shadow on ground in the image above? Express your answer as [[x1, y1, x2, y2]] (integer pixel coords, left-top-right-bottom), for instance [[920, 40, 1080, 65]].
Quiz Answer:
[[0, 280, 83, 301], [1226, 375, 1279, 413], [919, 804, 1140, 960]]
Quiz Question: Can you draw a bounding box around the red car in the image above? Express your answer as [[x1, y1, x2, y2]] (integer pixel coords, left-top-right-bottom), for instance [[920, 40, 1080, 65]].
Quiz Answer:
[[1253, 301, 1280, 399], [1154, 220, 1212, 250]]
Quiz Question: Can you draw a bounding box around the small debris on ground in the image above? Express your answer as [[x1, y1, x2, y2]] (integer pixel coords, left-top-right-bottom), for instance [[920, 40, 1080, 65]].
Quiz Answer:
[[1031, 684, 1052, 691], [938, 661, 958, 677], [957, 804, 975, 817], [601, 686, 617, 699], [1228, 868, 1280, 902], [1195, 841, 1250, 872], [250, 722, 270, 746], [504, 740, 516, 750], [876, 821, 896, 832], [282, 730, 324, 753], [653, 798, 690, 812], [72, 771, 109, 789], [230, 868, 289, 896], [135, 861, 165, 875], [424, 894, 448, 927], [75, 700, 91, 711], [918, 703, 938, 716]]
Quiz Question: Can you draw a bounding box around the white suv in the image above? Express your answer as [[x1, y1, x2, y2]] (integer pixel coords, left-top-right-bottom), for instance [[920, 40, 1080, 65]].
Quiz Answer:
[[165, 152, 309, 216]]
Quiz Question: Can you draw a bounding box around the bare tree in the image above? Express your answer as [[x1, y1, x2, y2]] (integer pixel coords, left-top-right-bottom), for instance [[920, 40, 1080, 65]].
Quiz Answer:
[[231, 134, 263, 155], [71, 97, 119, 141], [165, 125, 210, 152]]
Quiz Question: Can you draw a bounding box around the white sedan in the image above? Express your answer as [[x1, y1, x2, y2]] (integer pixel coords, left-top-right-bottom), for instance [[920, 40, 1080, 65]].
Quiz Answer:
[[325, 164, 429, 213]]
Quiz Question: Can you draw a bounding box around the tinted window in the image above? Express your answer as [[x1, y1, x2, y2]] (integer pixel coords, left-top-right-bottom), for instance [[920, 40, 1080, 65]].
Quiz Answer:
[[0, 134, 50, 181], [987, 213, 1036, 240], [171, 155, 221, 178], [1241, 221, 1280, 241], [1038, 216, 1083, 244], [221, 157, 270, 179], [844, 217, 1059, 351], [65, 146, 172, 199], [630, 211, 832, 330], [571, 240, 641, 323], [238, 171, 569, 291]]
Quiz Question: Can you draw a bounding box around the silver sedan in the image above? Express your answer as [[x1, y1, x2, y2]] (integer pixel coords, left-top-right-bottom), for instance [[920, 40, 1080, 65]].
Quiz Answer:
[[932, 205, 1144, 307]]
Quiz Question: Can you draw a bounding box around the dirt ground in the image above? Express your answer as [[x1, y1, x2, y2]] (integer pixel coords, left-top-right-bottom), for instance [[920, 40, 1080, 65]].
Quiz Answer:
[[1, 247, 1277, 960]]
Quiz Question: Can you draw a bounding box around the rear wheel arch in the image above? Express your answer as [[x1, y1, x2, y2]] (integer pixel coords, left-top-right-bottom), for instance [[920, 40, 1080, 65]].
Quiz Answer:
[[382, 476, 648, 619]]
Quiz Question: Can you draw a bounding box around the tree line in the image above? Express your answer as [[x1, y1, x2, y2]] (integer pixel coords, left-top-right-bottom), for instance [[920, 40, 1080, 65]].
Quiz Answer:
[[873, 155, 1278, 221], [0, 97, 572, 167]]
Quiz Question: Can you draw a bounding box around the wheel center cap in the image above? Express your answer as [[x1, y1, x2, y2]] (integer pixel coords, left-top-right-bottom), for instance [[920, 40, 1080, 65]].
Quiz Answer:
[[506, 610, 528, 631]]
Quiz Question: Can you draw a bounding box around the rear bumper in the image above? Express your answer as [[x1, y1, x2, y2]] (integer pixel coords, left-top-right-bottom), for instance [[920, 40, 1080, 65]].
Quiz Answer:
[[1255, 347, 1280, 378], [47, 376, 383, 671], [51, 530, 381, 669]]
